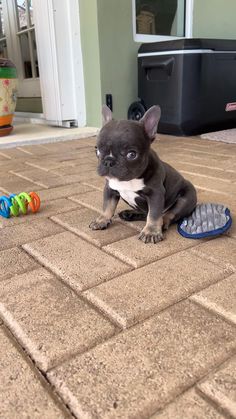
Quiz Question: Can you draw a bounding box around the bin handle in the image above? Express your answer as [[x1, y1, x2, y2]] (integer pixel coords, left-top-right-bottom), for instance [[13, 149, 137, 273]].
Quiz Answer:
[[141, 57, 174, 76]]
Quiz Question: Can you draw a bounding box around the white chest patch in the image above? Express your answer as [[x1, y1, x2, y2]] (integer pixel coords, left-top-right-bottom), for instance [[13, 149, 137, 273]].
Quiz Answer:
[[108, 178, 145, 208]]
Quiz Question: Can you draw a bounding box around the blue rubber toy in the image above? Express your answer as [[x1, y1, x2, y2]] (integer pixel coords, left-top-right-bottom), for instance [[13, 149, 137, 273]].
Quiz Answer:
[[178, 203, 232, 239], [0, 196, 12, 218]]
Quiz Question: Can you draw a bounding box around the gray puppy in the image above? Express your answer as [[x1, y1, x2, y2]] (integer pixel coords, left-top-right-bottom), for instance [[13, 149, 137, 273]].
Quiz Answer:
[[90, 105, 197, 243]]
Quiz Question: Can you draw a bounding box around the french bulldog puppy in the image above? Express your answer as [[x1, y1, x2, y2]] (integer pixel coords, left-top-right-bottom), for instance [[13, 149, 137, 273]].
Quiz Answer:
[[89, 105, 197, 243]]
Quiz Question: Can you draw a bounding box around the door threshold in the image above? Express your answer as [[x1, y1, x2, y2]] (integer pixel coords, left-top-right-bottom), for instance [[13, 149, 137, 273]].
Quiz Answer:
[[14, 112, 47, 126], [14, 113, 82, 128], [0, 123, 99, 149]]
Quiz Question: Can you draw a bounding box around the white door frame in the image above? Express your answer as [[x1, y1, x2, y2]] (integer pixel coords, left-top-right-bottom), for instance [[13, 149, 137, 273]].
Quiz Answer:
[[3, 0, 86, 126], [33, 0, 86, 127], [2, 0, 41, 97]]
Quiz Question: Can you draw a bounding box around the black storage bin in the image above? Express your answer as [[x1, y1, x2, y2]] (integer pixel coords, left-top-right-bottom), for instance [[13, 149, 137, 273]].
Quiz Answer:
[[132, 39, 236, 136]]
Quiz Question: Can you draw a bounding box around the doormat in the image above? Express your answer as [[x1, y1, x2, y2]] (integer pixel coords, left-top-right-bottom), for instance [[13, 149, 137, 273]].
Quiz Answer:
[[201, 129, 236, 144]]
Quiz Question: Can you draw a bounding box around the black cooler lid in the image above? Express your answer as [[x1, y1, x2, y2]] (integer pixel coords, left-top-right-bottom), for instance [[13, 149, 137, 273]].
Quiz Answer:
[[138, 38, 236, 54]]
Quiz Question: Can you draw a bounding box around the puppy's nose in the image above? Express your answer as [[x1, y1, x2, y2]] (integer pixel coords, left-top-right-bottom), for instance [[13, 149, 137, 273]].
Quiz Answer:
[[103, 156, 116, 167]]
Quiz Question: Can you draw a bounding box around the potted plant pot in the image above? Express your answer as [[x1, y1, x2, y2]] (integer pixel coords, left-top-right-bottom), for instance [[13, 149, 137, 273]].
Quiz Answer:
[[0, 58, 18, 136]]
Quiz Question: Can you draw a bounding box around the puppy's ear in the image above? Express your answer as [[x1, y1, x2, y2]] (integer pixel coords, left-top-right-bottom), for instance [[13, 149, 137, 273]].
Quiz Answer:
[[102, 105, 113, 126], [140, 105, 161, 141]]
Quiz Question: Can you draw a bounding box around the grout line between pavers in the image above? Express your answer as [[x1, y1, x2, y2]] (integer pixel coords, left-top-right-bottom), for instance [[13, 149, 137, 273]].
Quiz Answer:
[[179, 170, 233, 183], [0, 183, 47, 195], [19, 241, 124, 331], [190, 246, 236, 274], [172, 161, 236, 173], [22, 237, 134, 291], [0, 261, 121, 371], [150, 350, 236, 419], [49, 341, 236, 419], [46, 300, 211, 374], [82, 292, 128, 329], [101, 238, 215, 269], [9, 170, 52, 189], [52, 203, 229, 269], [59, 235, 234, 296], [0, 195, 84, 228], [36, 250, 125, 332], [46, 373, 92, 419], [82, 267, 235, 330], [5, 234, 235, 338], [67, 197, 124, 218], [198, 394, 235, 419], [0, 151, 13, 159], [116, 217, 143, 232], [1, 139, 235, 365], [1, 205, 235, 277], [101, 242, 182, 268], [24, 161, 51, 172], [16, 146, 34, 156], [49, 217, 137, 268], [67, 196, 103, 210], [17, 226, 236, 372], [0, 302, 49, 371], [190, 294, 236, 327], [196, 381, 236, 419], [0, 265, 40, 285], [80, 182, 103, 191], [178, 148, 234, 158], [195, 353, 236, 419], [50, 215, 138, 250], [0, 220, 67, 250], [195, 185, 234, 197], [0, 321, 75, 418], [46, 324, 122, 373], [0, 214, 56, 231]]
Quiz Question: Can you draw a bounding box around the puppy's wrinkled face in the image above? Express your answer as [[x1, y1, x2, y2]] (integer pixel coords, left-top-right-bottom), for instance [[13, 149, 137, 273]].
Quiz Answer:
[[96, 105, 161, 181], [96, 120, 150, 181]]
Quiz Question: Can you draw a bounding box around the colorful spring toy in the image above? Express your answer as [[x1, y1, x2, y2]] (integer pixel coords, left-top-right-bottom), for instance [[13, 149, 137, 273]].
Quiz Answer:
[[0, 192, 40, 218]]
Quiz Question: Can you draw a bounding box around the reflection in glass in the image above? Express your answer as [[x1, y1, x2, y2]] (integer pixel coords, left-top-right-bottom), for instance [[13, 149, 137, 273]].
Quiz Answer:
[[19, 32, 32, 78], [0, 1, 7, 57], [0, 40, 7, 58], [29, 0, 34, 26], [136, 0, 185, 37], [31, 29, 39, 77], [16, 0, 27, 30], [15, 0, 38, 79], [0, 0, 5, 38]]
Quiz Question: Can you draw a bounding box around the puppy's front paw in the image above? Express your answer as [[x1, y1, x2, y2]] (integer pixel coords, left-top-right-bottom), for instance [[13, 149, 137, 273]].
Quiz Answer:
[[89, 216, 111, 230], [138, 226, 164, 244]]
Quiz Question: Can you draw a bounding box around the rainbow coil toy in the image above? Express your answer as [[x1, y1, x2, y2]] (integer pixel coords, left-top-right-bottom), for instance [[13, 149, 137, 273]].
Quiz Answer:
[[0, 192, 40, 218]]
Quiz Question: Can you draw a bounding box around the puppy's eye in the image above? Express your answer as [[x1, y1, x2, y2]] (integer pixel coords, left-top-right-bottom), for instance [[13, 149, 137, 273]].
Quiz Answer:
[[127, 150, 137, 160], [95, 147, 100, 157]]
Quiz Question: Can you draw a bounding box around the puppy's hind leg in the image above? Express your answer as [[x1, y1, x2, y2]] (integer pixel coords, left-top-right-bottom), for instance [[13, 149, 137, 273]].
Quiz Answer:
[[119, 210, 147, 222], [163, 182, 197, 230]]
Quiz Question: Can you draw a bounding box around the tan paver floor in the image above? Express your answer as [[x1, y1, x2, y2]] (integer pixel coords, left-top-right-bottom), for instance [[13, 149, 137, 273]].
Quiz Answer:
[[0, 134, 235, 418]]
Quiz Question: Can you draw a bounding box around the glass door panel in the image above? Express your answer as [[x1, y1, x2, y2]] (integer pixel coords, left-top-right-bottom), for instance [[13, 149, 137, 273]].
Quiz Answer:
[[2, 0, 41, 97], [0, 0, 7, 58]]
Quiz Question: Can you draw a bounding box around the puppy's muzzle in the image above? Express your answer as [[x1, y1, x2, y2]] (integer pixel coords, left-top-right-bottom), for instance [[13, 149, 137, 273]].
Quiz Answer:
[[103, 156, 116, 168]]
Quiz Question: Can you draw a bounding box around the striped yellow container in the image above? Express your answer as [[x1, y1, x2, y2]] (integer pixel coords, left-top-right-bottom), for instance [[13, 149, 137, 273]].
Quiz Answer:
[[0, 59, 18, 136]]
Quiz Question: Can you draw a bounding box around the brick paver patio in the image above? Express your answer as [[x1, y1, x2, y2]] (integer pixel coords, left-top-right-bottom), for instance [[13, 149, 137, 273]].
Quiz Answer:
[[0, 134, 235, 418]]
